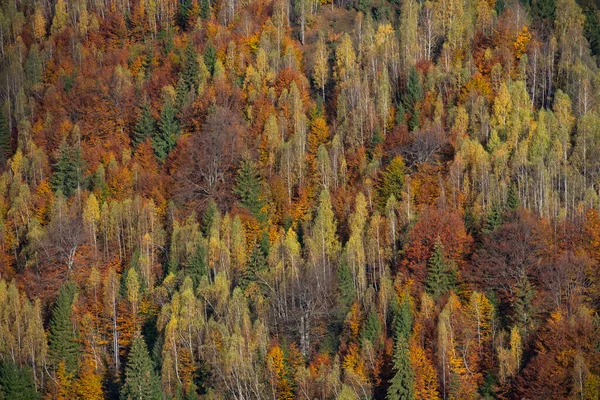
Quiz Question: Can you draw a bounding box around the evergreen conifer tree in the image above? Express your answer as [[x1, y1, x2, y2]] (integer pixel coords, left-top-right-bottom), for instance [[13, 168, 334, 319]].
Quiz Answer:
[[49, 281, 80, 372], [50, 140, 85, 197], [177, 0, 193, 30], [181, 41, 200, 92], [404, 67, 422, 132], [360, 309, 382, 346], [25, 45, 43, 89], [0, 361, 40, 400], [425, 238, 456, 300], [531, 0, 556, 24], [408, 108, 420, 132], [201, 200, 218, 235], [50, 142, 70, 193], [234, 159, 266, 222], [483, 203, 502, 233], [584, 6, 600, 63], [393, 291, 413, 341], [153, 99, 179, 162], [259, 230, 270, 258], [240, 245, 267, 289], [506, 183, 519, 211], [0, 109, 10, 166], [513, 275, 536, 337], [175, 77, 189, 111], [200, 0, 211, 19], [387, 336, 415, 400], [406, 69, 422, 103], [337, 262, 356, 310], [204, 44, 217, 76], [121, 336, 162, 400], [187, 243, 208, 286], [133, 101, 156, 147], [396, 102, 406, 126]]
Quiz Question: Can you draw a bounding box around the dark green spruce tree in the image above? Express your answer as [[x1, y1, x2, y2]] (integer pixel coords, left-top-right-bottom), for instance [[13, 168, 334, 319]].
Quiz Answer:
[[360, 309, 382, 347], [425, 237, 456, 300], [337, 261, 356, 311], [0, 361, 40, 400], [234, 159, 266, 222], [25, 45, 43, 89], [395, 101, 406, 126], [181, 41, 200, 93], [201, 199, 218, 235], [513, 275, 536, 338], [200, 0, 211, 18], [133, 101, 156, 147], [387, 335, 415, 400], [259, 230, 270, 258], [176, 41, 202, 110], [48, 281, 80, 372], [187, 242, 208, 286], [506, 183, 519, 212], [404, 67, 423, 132], [175, 77, 189, 111], [204, 43, 217, 76], [240, 244, 267, 289], [483, 203, 502, 233], [177, 0, 193, 30], [153, 98, 179, 162], [121, 335, 162, 400], [531, 0, 556, 25], [50, 140, 85, 197], [0, 108, 10, 166], [584, 6, 600, 63], [200, 0, 210, 19], [393, 290, 413, 341]]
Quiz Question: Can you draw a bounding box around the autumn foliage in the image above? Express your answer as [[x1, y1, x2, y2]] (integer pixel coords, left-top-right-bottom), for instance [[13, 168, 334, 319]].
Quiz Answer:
[[0, 0, 599, 398]]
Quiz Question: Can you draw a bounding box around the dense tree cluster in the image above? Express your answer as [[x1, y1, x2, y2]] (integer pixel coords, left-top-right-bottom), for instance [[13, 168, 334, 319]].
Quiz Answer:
[[1, 0, 600, 398]]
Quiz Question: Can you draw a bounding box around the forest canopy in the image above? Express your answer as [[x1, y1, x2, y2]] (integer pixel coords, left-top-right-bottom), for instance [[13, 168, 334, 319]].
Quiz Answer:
[[1, 0, 600, 398]]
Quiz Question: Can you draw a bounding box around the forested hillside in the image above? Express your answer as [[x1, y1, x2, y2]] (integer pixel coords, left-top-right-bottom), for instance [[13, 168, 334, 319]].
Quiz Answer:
[[1, 0, 600, 398]]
